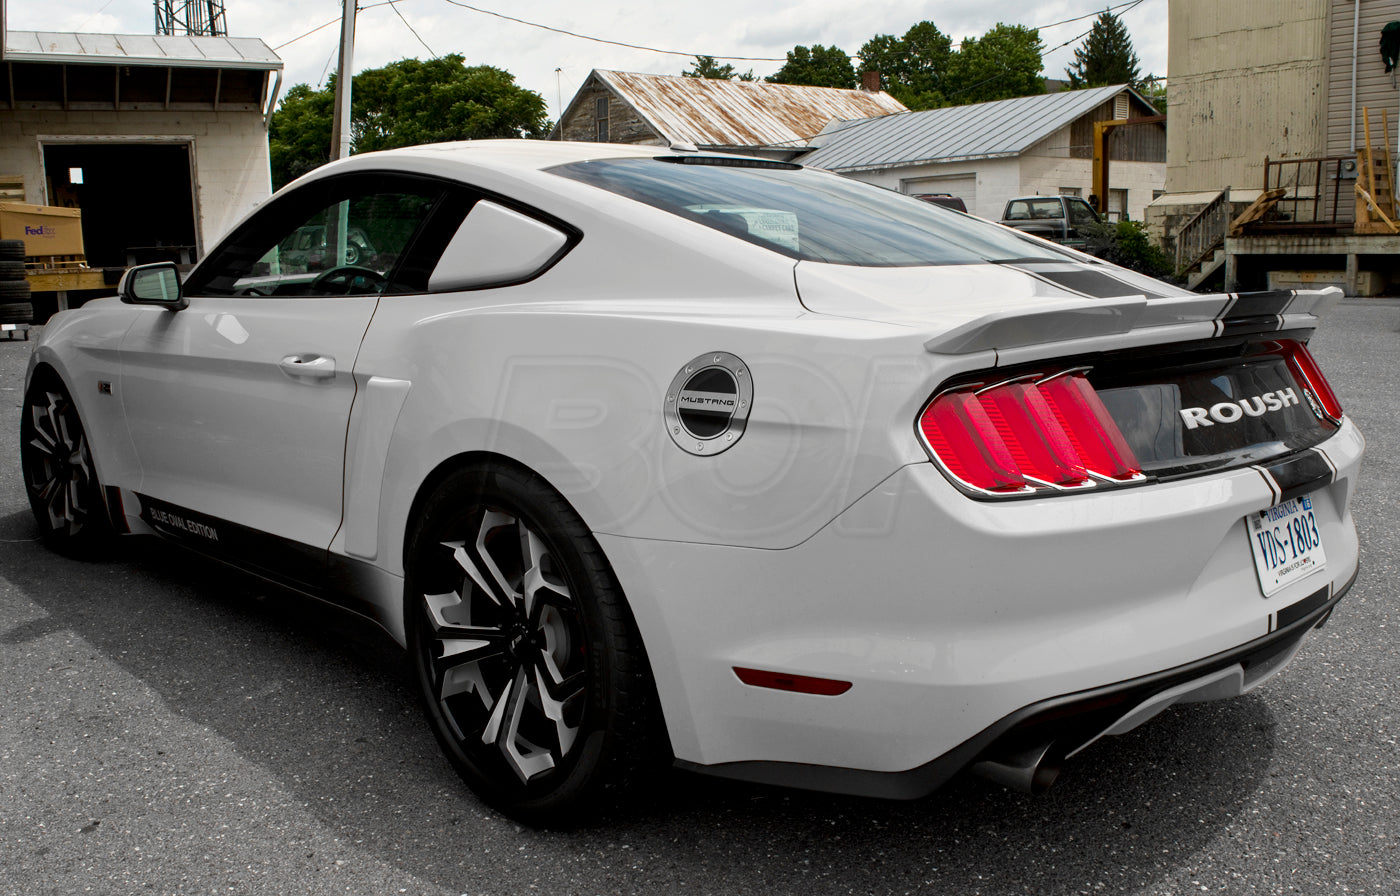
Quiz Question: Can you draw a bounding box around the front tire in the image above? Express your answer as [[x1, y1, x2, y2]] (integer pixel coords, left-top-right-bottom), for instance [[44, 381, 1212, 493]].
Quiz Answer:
[[20, 373, 111, 554], [405, 463, 662, 826]]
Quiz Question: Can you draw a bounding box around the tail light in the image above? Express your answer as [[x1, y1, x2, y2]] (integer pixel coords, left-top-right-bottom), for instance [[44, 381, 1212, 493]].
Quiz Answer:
[[1280, 340, 1344, 423], [918, 370, 1144, 496]]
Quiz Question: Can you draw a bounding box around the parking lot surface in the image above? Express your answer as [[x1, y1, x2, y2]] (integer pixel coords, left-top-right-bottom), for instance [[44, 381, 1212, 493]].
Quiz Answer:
[[2, 300, 1397, 895]]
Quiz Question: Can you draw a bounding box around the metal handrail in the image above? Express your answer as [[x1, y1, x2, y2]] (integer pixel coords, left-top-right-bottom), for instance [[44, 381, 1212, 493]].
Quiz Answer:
[[1174, 186, 1231, 276]]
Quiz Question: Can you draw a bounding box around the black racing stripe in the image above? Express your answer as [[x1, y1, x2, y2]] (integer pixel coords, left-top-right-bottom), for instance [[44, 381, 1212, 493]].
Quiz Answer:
[[1262, 449, 1334, 503], [1025, 268, 1169, 299], [1228, 290, 1294, 317], [137, 493, 326, 592], [1276, 584, 1332, 628], [1219, 315, 1284, 336]]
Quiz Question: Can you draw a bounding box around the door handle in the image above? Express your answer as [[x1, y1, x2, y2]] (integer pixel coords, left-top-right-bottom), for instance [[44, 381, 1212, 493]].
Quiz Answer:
[[280, 353, 336, 380]]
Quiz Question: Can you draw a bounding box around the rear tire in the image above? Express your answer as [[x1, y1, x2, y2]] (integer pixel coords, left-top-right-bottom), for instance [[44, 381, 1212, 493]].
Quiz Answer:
[[0, 301, 33, 323], [405, 463, 663, 826]]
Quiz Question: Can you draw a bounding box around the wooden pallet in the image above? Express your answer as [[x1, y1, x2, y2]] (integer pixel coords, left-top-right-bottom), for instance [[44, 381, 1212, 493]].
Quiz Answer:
[[1355, 107, 1399, 234]]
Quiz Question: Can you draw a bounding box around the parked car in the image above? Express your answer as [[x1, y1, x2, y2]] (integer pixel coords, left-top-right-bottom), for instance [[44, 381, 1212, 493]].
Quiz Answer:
[[22, 141, 1363, 826], [911, 192, 968, 212], [999, 194, 1103, 246], [276, 223, 378, 273]]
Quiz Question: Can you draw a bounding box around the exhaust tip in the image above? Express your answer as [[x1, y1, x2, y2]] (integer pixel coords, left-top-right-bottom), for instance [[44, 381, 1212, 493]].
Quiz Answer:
[[971, 741, 1062, 793]]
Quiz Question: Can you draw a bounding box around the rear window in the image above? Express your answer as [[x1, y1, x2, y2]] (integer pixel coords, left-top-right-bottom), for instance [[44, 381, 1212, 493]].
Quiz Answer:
[[549, 157, 1073, 266], [1003, 198, 1065, 221]]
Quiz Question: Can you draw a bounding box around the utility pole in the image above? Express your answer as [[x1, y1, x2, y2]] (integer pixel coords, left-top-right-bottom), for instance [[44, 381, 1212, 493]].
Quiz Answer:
[[329, 0, 358, 161]]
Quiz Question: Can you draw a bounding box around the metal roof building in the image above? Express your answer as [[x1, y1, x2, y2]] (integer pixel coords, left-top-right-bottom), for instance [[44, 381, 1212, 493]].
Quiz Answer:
[[2, 31, 282, 114], [795, 85, 1166, 224], [0, 31, 283, 317], [799, 85, 1149, 171], [552, 69, 907, 155]]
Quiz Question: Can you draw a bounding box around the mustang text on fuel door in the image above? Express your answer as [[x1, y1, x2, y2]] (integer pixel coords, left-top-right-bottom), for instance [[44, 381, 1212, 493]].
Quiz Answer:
[[1179, 389, 1300, 429]]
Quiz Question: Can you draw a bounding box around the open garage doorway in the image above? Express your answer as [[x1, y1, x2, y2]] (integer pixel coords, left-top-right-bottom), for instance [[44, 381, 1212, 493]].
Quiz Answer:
[[42, 143, 198, 269]]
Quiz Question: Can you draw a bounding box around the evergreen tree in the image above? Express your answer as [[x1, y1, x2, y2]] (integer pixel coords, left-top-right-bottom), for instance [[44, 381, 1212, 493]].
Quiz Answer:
[[766, 45, 856, 89], [1065, 10, 1142, 88]]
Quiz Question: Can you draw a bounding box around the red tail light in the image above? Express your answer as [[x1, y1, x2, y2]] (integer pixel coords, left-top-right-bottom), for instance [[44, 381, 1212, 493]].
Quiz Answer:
[[1281, 340, 1344, 423], [919, 371, 1143, 496]]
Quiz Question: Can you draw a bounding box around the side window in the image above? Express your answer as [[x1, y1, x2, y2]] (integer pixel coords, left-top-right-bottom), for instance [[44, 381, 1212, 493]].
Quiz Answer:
[[1067, 199, 1100, 227], [187, 176, 443, 297]]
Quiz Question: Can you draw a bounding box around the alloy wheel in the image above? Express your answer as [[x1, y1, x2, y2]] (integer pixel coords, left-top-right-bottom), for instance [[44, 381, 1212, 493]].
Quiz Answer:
[[22, 383, 99, 538], [420, 507, 588, 785]]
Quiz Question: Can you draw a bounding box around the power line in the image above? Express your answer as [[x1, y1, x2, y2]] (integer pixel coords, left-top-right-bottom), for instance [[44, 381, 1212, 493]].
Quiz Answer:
[[388, 0, 437, 58], [274, 1, 401, 52], [274, 0, 1154, 88], [437, 0, 787, 62]]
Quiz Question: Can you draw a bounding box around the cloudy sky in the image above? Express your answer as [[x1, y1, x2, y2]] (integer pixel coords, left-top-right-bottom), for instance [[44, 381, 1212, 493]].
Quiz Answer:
[[7, 0, 1168, 119]]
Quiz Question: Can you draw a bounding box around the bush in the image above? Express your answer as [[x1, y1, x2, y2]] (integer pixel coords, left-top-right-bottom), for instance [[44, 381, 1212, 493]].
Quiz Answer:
[[1082, 220, 1172, 278]]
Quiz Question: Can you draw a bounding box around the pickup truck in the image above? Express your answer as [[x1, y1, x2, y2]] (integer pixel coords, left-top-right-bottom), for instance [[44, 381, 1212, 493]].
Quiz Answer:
[[998, 195, 1102, 247]]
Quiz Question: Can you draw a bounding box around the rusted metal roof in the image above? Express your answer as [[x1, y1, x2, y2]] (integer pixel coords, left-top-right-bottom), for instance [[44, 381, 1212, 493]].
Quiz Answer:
[[590, 69, 907, 149], [800, 85, 1155, 172]]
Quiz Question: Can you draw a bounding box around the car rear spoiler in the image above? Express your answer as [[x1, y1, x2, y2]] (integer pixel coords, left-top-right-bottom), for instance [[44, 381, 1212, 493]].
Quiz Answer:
[[923, 288, 1343, 357]]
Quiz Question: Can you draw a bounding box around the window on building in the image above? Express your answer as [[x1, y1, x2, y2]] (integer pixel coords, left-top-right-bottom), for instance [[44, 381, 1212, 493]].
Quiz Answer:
[[595, 97, 610, 142]]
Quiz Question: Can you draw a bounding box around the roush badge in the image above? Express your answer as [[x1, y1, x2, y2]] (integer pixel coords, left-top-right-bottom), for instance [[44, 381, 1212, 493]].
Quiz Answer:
[[665, 352, 753, 455]]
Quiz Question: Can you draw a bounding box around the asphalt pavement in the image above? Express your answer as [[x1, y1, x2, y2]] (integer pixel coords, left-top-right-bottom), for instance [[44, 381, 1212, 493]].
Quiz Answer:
[[1, 300, 1397, 896]]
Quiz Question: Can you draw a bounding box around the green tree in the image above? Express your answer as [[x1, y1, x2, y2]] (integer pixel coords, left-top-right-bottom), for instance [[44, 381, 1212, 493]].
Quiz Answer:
[[1140, 76, 1167, 113], [1065, 10, 1141, 89], [683, 55, 755, 81], [766, 44, 856, 89], [857, 21, 953, 110], [945, 24, 1045, 104], [268, 83, 334, 188], [268, 55, 549, 189]]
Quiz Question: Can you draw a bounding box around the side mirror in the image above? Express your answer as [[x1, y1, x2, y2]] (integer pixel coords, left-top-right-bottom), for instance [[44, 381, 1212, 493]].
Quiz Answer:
[[118, 262, 187, 311]]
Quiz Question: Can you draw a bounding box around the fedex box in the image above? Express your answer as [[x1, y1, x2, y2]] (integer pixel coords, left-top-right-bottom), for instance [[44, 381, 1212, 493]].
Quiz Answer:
[[0, 203, 84, 257]]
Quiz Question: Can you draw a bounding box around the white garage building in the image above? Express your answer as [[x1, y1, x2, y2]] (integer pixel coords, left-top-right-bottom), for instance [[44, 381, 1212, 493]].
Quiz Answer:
[[799, 85, 1165, 223], [0, 30, 282, 275]]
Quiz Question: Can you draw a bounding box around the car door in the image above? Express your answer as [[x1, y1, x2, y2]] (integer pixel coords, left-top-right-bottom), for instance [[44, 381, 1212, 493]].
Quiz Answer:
[[116, 172, 446, 587], [1065, 198, 1101, 241]]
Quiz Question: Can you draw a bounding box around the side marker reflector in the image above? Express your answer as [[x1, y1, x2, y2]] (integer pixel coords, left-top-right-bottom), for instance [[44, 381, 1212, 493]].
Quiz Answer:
[[733, 667, 852, 696]]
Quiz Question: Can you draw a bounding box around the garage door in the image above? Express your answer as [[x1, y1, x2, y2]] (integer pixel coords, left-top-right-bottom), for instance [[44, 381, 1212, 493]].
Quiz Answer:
[[902, 175, 976, 214]]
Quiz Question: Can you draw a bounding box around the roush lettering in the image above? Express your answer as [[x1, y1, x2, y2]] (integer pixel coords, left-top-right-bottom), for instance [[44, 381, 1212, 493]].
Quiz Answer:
[[1179, 389, 1299, 429]]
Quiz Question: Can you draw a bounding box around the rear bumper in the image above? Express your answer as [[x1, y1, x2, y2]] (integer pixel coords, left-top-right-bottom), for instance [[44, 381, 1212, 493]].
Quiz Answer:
[[601, 417, 1364, 791], [676, 569, 1352, 798]]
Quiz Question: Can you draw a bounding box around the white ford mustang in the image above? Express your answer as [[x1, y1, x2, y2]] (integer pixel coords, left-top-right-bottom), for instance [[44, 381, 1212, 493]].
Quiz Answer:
[[21, 140, 1363, 824]]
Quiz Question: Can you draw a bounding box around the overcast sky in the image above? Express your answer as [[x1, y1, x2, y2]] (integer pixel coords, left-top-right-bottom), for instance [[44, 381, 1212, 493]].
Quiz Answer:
[[7, 0, 1169, 119]]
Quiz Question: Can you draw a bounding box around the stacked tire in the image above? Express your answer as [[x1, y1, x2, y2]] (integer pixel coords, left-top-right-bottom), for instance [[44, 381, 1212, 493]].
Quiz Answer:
[[0, 239, 31, 330]]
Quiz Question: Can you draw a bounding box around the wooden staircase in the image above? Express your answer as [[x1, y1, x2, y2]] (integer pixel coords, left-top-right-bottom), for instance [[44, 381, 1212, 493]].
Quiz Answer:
[[1175, 186, 1232, 289], [1184, 246, 1228, 291]]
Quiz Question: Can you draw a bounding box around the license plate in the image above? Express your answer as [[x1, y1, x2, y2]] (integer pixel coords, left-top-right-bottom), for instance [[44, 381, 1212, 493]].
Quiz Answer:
[[1247, 494, 1327, 597]]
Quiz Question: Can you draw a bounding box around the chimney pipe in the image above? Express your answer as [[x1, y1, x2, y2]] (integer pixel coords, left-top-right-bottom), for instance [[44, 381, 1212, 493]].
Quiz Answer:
[[861, 71, 881, 92]]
